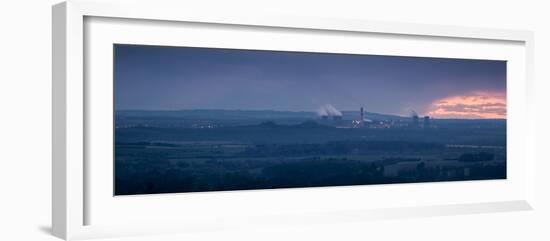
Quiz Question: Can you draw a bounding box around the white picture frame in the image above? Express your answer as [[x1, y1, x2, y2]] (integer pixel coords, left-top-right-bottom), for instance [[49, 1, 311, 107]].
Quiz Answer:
[[52, 0, 535, 240]]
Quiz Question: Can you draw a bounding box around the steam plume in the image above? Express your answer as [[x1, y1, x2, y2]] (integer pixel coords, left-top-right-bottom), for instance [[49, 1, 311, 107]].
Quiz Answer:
[[318, 104, 342, 116]]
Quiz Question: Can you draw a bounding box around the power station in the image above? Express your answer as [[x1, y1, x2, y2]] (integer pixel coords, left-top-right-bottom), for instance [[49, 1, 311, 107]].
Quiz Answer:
[[319, 104, 433, 129]]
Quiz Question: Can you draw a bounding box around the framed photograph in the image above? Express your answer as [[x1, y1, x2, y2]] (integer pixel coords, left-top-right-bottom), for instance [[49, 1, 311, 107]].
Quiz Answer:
[[52, 1, 535, 240]]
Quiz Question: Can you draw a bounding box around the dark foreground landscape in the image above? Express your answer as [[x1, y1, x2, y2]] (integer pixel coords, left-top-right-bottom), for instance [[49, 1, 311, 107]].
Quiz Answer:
[[114, 109, 506, 195]]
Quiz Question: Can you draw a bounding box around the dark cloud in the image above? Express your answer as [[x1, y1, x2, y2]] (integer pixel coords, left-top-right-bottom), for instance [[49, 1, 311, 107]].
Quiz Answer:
[[115, 44, 506, 117]]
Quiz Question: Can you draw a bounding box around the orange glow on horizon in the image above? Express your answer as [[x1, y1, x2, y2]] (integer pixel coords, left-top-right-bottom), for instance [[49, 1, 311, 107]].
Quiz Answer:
[[426, 92, 506, 119]]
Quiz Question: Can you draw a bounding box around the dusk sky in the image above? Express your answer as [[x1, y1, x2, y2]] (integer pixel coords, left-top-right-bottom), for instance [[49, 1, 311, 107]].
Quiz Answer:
[[114, 44, 506, 119]]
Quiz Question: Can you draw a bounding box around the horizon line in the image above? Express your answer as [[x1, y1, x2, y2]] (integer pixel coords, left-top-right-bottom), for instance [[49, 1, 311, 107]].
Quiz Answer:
[[115, 108, 506, 120]]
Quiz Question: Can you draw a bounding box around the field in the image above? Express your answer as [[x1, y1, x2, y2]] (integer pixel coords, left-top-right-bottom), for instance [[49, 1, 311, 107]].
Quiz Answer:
[[114, 110, 506, 195]]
